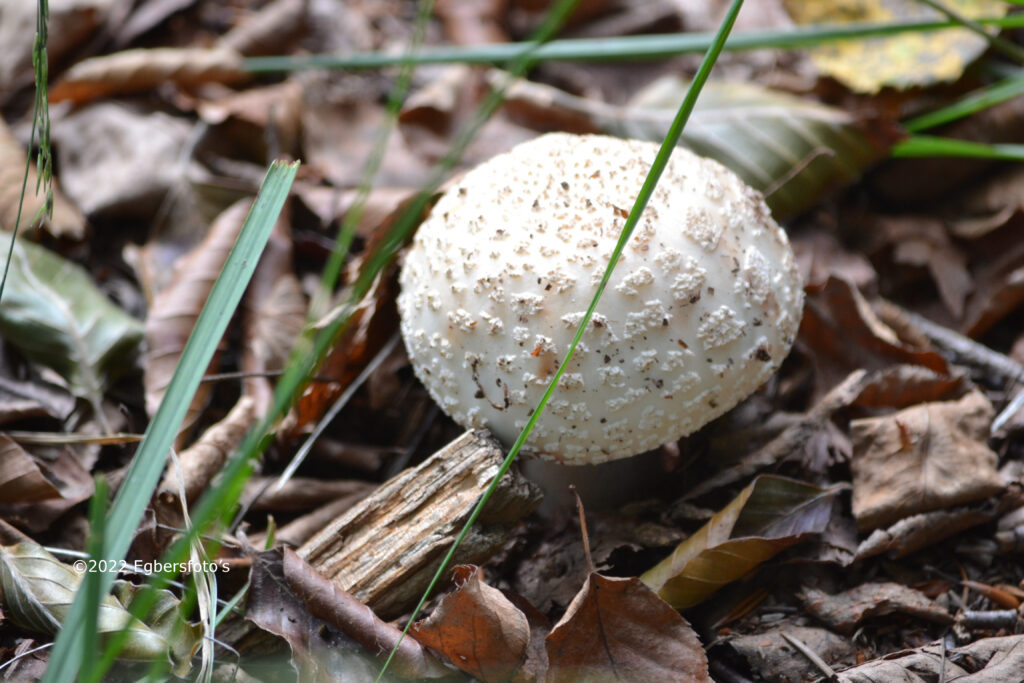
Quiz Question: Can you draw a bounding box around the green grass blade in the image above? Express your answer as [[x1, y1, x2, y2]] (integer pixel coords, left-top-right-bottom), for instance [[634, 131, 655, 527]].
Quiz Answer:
[[243, 15, 1024, 72], [904, 73, 1024, 132], [40, 160, 298, 683], [891, 135, 1024, 159], [379, 0, 747, 679]]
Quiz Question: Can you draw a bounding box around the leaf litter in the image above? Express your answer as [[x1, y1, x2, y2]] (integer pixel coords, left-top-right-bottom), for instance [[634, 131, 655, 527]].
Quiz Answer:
[[3, 0, 1024, 680]]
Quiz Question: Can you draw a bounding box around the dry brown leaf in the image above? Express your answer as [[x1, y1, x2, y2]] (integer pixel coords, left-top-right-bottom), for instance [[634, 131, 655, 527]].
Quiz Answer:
[[144, 199, 258, 436], [51, 102, 196, 219], [962, 240, 1024, 338], [157, 396, 255, 507], [217, 0, 309, 57], [242, 203, 302, 418], [50, 46, 247, 105], [715, 625, 856, 683], [856, 504, 998, 560], [0, 436, 61, 504], [948, 166, 1024, 239], [879, 215, 972, 319], [837, 634, 1024, 682], [436, 0, 509, 45], [799, 276, 949, 395], [0, 120, 85, 239], [850, 390, 1005, 531], [195, 79, 305, 159], [0, 448, 93, 533], [801, 582, 953, 636], [545, 574, 710, 683], [274, 548, 451, 680], [412, 565, 530, 682]]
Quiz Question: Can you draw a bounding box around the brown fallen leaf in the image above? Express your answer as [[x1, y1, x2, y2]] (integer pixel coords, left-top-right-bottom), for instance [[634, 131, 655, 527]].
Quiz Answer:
[[799, 276, 949, 396], [800, 582, 953, 636], [217, 0, 309, 57], [962, 238, 1024, 338], [850, 390, 1006, 531], [49, 46, 248, 105], [412, 565, 530, 682], [643, 475, 839, 609], [545, 573, 710, 683], [0, 448, 93, 533], [0, 436, 61, 504], [157, 396, 255, 507], [714, 625, 856, 683], [144, 199, 270, 440], [278, 548, 452, 680], [0, 119, 85, 239], [856, 503, 998, 560], [836, 633, 1024, 682]]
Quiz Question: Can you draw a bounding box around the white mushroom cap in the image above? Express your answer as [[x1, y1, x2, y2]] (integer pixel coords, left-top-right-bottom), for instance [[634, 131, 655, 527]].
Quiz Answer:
[[398, 133, 803, 465]]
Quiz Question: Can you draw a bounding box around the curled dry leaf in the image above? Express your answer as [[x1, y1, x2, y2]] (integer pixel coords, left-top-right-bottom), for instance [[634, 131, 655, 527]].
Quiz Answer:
[[546, 574, 710, 683], [412, 565, 530, 682], [274, 548, 450, 680], [0, 120, 85, 239], [837, 634, 1024, 682], [0, 448, 93, 533], [217, 0, 310, 57], [0, 436, 61, 504], [0, 542, 200, 676], [856, 504, 999, 560], [242, 207, 303, 419], [800, 582, 953, 636], [850, 390, 1006, 531], [157, 396, 255, 507], [52, 103, 196, 219], [800, 277, 948, 396], [0, 231, 144, 411], [144, 199, 268, 435], [714, 625, 856, 683], [49, 46, 248, 105], [643, 475, 838, 609]]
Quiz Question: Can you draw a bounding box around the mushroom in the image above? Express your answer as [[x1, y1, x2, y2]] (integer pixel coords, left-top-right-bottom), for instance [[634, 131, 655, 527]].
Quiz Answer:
[[398, 133, 803, 468]]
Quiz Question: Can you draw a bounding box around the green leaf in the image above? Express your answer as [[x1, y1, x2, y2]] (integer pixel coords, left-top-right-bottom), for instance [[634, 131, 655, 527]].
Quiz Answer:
[[641, 475, 838, 609], [0, 542, 201, 676], [617, 77, 896, 220], [0, 232, 143, 407]]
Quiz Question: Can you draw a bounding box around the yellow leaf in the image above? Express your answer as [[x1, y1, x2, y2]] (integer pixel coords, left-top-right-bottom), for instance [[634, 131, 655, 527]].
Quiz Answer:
[[783, 0, 1009, 93]]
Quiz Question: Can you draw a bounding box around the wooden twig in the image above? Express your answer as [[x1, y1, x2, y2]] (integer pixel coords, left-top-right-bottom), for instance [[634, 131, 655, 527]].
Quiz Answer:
[[298, 430, 542, 619]]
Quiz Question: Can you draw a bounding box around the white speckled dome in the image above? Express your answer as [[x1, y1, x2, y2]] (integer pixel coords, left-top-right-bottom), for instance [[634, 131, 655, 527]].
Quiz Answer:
[[398, 133, 803, 464]]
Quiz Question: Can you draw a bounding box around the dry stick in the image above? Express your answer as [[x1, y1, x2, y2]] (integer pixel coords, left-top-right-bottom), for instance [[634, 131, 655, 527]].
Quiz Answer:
[[888, 303, 1024, 433]]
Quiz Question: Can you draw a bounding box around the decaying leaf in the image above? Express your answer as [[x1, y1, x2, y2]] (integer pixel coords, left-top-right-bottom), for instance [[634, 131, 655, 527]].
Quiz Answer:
[[546, 573, 710, 683], [801, 582, 953, 635], [837, 634, 1024, 682], [800, 277, 949, 395], [157, 396, 255, 507], [643, 476, 839, 609], [0, 119, 85, 239], [412, 565, 530, 682], [0, 447, 93, 533], [0, 231, 144, 411], [245, 548, 451, 681], [850, 390, 1005, 531], [782, 0, 1008, 93], [497, 72, 896, 220], [856, 500, 1000, 561], [144, 199, 267, 436], [0, 542, 200, 676], [714, 625, 856, 683], [0, 436, 61, 504], [49, 46, 248, 105]]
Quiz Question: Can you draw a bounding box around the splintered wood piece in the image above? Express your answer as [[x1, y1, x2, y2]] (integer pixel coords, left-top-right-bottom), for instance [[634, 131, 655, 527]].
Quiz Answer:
[[298, 430, 542, 619]]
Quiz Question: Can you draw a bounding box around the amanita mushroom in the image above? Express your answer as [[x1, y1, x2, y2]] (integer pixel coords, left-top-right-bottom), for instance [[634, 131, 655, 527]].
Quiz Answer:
[[398, 133, 803, 466]]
